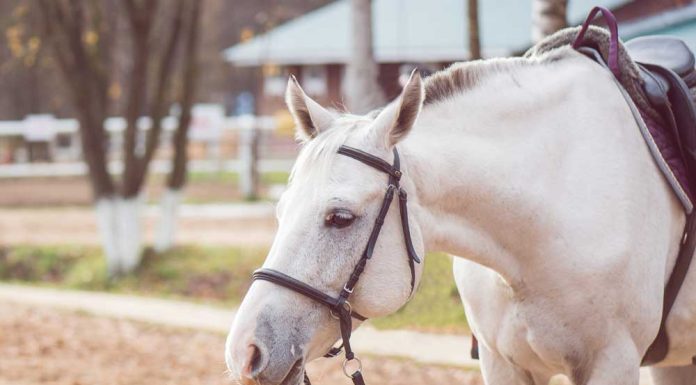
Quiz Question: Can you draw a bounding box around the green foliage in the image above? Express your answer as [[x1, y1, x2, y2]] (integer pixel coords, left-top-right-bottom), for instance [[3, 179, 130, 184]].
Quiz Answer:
[[260, 171, 290, 185], [187, 171, 290, 185], [188, 171, 239, 184], [0, 245, 267, 305], [0, 245, 93, 283], [0, 246, 467, 332]]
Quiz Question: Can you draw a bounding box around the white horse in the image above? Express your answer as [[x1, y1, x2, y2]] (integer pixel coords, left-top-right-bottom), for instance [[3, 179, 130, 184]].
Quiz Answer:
[[225, 43, 696, 385]]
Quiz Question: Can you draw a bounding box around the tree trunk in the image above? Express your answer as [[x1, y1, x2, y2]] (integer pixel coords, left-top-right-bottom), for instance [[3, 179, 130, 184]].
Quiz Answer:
[[157, 0, 203, 252], [154, 189, 182, 253], [35, 0, 123, 274], [95, 197, 121, 275], [467, 0, 481, 60], [532, 0, 568, 43], [238, 116, 260, 200], [75, 114, 114, 198], [345, 0, 385, 114], [116, 196, 143, 272], [95, 196, 143, 276], [121, 8, 152, 199]]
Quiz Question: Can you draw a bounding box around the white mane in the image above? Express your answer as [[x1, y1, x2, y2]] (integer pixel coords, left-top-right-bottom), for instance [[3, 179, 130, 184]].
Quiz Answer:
[[422, 47, 571, 108]]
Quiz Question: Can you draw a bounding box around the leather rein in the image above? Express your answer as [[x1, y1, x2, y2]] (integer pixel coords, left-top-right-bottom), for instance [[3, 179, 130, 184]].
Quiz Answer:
[[252, 144, 421, 385]]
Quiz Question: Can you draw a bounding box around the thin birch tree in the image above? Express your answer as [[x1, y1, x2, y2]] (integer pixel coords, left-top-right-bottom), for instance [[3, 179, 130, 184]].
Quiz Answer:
[[345, 0, 385, 114], [532, 0, 569, 43], [467, 0, 481, 60], [155, 0, 202, 252]]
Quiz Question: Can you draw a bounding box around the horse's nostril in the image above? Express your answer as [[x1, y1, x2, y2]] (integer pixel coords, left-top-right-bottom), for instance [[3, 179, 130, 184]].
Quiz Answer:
[[243, 343, 266, 378]]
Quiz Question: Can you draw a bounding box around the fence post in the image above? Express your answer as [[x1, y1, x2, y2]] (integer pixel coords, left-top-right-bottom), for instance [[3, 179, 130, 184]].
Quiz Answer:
[[238, 114, 259, 200]]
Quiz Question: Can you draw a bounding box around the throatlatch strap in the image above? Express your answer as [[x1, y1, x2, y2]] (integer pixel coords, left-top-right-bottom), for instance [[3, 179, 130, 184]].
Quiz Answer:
[[399, 188, 421, 291]]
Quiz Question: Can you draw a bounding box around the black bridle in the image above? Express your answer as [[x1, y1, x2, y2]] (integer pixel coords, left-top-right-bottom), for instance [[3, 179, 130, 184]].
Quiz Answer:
[[252, 144, 421, 385]]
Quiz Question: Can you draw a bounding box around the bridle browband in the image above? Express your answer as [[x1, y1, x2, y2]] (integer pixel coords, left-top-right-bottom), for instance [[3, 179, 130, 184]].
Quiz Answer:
[[252, 144, 421, 385]]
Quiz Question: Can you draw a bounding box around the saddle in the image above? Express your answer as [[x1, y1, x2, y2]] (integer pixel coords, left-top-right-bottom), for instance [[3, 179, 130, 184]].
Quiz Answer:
[[627, 36, 696, 187]]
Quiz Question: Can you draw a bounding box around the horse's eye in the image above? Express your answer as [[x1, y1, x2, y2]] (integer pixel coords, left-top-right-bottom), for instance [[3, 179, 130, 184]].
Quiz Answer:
[[325, 210, 355, 228]]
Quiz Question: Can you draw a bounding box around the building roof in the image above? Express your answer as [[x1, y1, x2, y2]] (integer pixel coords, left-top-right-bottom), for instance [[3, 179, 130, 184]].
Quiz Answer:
[[621, 4, 696, 50], [223, 0, 630, 66]]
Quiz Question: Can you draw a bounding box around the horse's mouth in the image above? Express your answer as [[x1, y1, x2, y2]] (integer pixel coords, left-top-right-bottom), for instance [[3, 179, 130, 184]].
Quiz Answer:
[[279, 358, 304, 385]]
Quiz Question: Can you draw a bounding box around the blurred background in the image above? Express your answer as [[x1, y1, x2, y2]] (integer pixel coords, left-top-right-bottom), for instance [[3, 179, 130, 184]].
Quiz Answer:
[[0, 1, 692, 384]]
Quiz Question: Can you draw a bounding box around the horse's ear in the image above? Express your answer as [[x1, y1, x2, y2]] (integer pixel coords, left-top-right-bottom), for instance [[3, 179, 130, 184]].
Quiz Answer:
[[371, 70, 424, 148], [285, 76, 335, 142]]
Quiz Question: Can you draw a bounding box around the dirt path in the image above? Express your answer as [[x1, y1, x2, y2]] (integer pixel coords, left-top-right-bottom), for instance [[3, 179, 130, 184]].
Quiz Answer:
[[0, 302, 484, 385], [0, 177, 249, 207], [0, 206, 277, 247], [0, 284, 478, 368]]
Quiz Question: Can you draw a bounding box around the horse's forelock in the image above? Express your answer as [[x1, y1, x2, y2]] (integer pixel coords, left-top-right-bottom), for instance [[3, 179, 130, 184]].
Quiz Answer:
[[288, 117, 361, 190]]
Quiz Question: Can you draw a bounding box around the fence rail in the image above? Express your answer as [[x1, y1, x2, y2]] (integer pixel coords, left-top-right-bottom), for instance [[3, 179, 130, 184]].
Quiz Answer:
[[0, 159, 295, 179], [0, 112, 294, 183], [0, 115, 277, 136]]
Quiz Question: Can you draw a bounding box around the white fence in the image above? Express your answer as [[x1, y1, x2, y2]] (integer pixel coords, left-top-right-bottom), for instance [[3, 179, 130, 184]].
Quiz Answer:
[[0, 113, 277, 137], [0, 110, 295, 179], [0, 159, 295, 178]]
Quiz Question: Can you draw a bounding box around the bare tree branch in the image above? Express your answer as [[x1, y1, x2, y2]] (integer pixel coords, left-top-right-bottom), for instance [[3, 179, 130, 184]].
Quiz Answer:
[[134, 0, 187, 188], [169, 0, 203, 189], [35, 0, 200, 200], [34, 0, 115, 197]]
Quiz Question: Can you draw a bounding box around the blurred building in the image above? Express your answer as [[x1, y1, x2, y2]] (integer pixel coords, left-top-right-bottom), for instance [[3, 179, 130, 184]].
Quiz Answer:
[[618, 1, 696, 45], [223, 0, 696, 115]]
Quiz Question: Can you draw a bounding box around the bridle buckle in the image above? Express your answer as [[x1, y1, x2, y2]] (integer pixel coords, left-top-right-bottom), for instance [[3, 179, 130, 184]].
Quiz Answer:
[[330, 300, 352, 319]]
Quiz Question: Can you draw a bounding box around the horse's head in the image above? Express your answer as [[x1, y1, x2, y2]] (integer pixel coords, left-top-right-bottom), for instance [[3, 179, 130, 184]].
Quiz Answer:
[[225, 72, 426, 385]]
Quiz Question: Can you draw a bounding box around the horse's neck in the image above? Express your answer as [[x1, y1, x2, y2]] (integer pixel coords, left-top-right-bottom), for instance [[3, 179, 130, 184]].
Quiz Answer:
[[399, 57, 626, 285], [402, 115, 536, 284]]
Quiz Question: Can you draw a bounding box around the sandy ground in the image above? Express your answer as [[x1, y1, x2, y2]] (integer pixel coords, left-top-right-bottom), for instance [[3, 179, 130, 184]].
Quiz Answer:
[[0, 206, 277, 247], [0, 177, 247, 207], [0, 302, 484, 385]]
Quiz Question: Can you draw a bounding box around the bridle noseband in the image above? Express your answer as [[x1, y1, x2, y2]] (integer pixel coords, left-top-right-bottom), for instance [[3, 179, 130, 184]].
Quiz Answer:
[[252, 144, 421, 385]]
